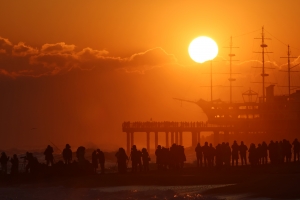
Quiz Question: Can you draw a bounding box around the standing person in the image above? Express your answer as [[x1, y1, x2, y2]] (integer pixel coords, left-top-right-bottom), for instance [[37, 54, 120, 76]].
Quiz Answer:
[[137, 150, 143, 172], [257, 143, 263, 165], [130, 145, 138, 173], [268, 140, 276, 164], [62, 144, 72, 164], [179, 145, 186, 169], [155, 145, 163, 170], [92, 150, 98, 173], [208, 143, 215, 167], [231, 141, 239, 166], [202, 142, 210, 167], [195, 143, 203, 167], [0, 152, 9, 174], [225, 143, 231, 167], [286, 140, 292, 163], [215, 144, 223, 168], [248, 143, 257, 166], [44, 145, 54, 166], [239, 141, 248, 166], [10, 154, 19, 175], [292, 138, 300, 162], [76, 146, 87, 169], [141, 148, 150, 171], [97, 149, 105, 174], [261, 141, 268, 164], [115, 148, 128, 173]]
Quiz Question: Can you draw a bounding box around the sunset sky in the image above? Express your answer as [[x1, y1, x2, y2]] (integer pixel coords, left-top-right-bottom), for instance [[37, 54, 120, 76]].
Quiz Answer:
[[1, 1, 300, 151]]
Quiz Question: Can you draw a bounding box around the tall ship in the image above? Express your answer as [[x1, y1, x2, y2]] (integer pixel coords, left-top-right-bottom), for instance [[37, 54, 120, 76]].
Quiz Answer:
[[175, 27, 300, 140]]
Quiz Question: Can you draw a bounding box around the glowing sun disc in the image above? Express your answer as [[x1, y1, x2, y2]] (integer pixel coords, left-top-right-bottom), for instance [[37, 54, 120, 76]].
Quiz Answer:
[[188, 36, 218, 63]]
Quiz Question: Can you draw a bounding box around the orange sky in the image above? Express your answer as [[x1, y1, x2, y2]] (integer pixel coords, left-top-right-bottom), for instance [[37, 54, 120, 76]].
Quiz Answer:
[[0, 1, 300, 151]]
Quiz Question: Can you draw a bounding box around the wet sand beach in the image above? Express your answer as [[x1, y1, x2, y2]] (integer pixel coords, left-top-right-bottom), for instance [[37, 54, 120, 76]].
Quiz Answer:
[[1, 163, 300, 199]]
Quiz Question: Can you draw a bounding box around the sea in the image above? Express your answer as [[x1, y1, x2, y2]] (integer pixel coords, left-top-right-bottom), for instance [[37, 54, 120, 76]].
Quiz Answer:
[[0, 185, 275, 200]]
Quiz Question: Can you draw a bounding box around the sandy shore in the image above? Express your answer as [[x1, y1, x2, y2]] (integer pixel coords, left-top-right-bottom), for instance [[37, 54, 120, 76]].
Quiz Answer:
[[1, 163, 300, 199]]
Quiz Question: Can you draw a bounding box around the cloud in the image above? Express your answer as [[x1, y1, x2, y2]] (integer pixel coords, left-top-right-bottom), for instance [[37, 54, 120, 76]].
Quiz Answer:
[[13, 42, 39, 57], [41, 42, 76, 54], [0, 37, 178, 78], [122, 47, 177, 73], [0, 37, 12, 54]]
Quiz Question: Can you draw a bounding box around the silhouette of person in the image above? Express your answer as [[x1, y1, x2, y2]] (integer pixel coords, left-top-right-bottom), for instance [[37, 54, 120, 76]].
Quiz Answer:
[[97, 149, 105, 174], [248, 143, 257, 166], [155, 145, 163, 170], [231, 140, 239, 166], [215, 143, 223, 168], [178, 145, 186, 169], [257, 143, 262, 165], [130, 145, 138, 173], [285, 140, 292, 163], [0, 152, 9, 174], [25, 152, 39, 173], [115, 148, 128, 173], [239, 141, 248, 166], [63, 144, 72, 164], [10, 154, 19, 175], [261, 141, 268, 164], [268, 140, 276, 164], [92, 150, 98, 173], [208, 143, 215, 167], [137, 150, 143, 172], [224, 142, 231, 167], [292, 138, 300, 162], [202, 142, 210, 167], [76, 146, 86, 169], [44, 145, 54, 166], [141, 148, 150, 171], [195, 143, 202, 167], [169, 144, 177, 169]]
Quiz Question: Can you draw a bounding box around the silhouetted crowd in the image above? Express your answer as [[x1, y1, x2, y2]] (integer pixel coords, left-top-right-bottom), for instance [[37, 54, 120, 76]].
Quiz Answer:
[[115, 145, 151, 173], [195, 138, 300, 168], [0, 138, 299, 175], [0, 144, 106, 176]]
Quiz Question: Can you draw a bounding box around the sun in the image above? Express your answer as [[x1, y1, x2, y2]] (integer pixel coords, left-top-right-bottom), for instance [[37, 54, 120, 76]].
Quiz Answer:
[[188, 36, 218, 63]]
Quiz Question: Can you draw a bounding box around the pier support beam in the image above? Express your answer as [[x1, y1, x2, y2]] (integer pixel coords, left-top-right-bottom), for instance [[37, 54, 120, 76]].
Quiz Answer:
[[192, 132, 197, 147], [179, 132, 183, 145], [197, 132, 201, 144], [127, 132, 131, 155], [175, 132, 179, 144], [155, 132, 158, 150], [171, 132, 174, 145], [146, 132, 150, 154], [214, 131, 219, 146], [165, 132, 169, 148], [131, 132, 134, 147]]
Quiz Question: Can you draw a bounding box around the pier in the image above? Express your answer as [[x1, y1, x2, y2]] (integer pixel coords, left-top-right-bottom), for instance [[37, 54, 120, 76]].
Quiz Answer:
[[122, 121, 235, 155], [122, 120, 298, 155]]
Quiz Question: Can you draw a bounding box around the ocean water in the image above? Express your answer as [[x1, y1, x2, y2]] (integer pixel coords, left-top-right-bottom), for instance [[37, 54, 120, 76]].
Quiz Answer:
[[0, 185, 274, 200]]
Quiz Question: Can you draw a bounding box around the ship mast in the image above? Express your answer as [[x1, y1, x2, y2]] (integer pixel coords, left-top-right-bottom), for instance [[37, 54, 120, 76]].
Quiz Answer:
[[227, 36, 239, 103], [254, 26, 272, 103], [280, 45, 297, 97], [210, 61, 213, 102], [261, 27, 267, 102]]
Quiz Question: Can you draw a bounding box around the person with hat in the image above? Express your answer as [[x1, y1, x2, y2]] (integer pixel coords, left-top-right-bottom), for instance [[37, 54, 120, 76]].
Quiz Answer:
[[63, 144, 72, 164]]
